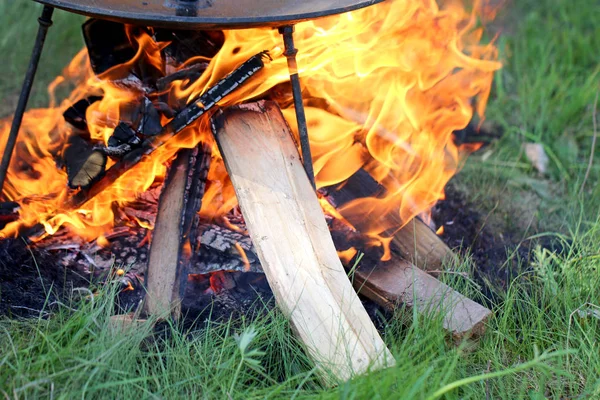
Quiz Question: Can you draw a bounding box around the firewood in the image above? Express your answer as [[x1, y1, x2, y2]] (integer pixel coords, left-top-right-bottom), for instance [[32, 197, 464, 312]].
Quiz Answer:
[[142, 144, 210, 319], [189, 223, 261, 274], [391, 217, 457, 273], [63, 136, 107, 189], [326, 168, 455, 272], [63, 96, 102, 131], [211, 100, 394, 382], [70, 51, 268, 209], [351, 258, 491, 342]]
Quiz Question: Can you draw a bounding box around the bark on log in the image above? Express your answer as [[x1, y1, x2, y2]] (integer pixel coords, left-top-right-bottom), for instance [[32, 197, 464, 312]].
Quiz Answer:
[[351, 258, 491, 341], [211, 100, 394, 382], [142, 144, 210, 319], [326, 168, 455, 272]]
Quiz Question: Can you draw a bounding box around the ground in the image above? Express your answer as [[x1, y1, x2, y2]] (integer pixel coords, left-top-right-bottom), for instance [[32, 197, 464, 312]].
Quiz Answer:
[[0, 0, 599, 398]]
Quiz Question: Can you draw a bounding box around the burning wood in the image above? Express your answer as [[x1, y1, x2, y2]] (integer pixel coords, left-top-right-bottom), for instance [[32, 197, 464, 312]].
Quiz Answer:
[[0, 0, 503, 384], [62, 96, 102, 131], [69, 50, 268, 208], [63, 137, 107, 189], [143, 144, 210, 319], [324, 169, 456, 273]]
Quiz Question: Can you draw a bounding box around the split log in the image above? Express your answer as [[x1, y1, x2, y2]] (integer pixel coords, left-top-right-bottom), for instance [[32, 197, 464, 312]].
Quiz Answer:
[[326, 168, 455, 272], [391, 217, 456, 273], [351, 258, 491, 342], [63, 136, 107, 189], [142, 144, 210, 319], [212, 100, 394, 382]]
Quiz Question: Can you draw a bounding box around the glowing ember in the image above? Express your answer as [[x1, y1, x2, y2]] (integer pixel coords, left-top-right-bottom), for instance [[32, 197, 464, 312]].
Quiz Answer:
[[0, 0, 500, 251]]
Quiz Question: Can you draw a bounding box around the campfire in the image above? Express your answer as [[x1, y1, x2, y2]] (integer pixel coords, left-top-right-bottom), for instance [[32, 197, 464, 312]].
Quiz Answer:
[[0, 0, 501, 381]]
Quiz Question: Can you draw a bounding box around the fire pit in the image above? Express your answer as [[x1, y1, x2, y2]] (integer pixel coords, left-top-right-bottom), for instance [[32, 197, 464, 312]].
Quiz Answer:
[[0, 0, 501, 382]]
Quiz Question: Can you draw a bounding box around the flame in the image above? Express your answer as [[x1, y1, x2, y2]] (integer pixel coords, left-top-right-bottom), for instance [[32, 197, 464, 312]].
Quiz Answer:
[[234, 242, 251, 272], [0, 0, 500, 251]]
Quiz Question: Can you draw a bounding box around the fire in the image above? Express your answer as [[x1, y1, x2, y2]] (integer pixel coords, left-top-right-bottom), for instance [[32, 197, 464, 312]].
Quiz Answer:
[[0, 0, 500, 248]]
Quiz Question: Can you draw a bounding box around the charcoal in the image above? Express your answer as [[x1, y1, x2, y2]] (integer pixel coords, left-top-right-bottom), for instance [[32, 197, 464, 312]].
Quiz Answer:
[[106, 122, 142, 158], [118, 97, 162, 136], [0, 201, 19, 230], [154, 102, 177, 118], [136, 98, 163, 136], [83, 19, 137, 76], [63, 96, 102, 131], [64, 136, 107, 189], [109, 123, 140, 147], [156, 63, 206, 91], [154, 29, 224, 65]]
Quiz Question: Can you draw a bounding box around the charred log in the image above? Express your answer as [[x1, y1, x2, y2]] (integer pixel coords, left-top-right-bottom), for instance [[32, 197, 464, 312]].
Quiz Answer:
[[324, 168, 456, 272], [63, 136, 107, 189], [70, 51, 267, 209], [154, 29, 225, 66], [63, 96, 102, 131], [142, 144, 211, 319], [83, 19, 138, 76], [189, 223, 261, 274]]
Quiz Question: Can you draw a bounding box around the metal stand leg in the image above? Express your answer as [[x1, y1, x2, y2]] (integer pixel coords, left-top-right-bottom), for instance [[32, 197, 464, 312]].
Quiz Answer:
[[0, 5, 54, 196], [278, 25, 316, 190]]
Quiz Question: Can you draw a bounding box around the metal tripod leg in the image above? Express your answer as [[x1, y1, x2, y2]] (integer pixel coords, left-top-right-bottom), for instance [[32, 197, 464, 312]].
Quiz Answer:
[[0, 5, 54, 196], [278, 25, 316, 190]]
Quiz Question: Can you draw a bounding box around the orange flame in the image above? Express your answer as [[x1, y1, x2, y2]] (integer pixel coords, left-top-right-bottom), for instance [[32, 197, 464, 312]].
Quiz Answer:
[[0, 0, 500, 250]]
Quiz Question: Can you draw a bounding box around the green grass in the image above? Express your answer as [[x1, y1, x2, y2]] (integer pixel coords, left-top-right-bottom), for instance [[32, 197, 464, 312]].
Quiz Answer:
[[2, 234, 599, 398], [0, 1, 83, 117], [460, 0, 600, 227], [1, 0, 600, 398]]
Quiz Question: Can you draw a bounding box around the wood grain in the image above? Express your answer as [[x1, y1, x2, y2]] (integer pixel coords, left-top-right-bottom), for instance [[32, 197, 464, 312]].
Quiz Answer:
[[353, 258, 491, 341], [143, 146, 209, 319], [212, 101, 394, 382]]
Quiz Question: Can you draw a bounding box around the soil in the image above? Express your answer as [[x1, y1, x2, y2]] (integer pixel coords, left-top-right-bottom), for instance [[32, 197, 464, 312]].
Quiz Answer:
[[431, 182, 560, 305], [0, 238, 89, 317]]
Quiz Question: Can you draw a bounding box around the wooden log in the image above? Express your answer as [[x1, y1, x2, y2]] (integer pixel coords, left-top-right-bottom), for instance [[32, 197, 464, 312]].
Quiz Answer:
[[351, 258, 491, 342], [211, 100, 394, 382], [391, 217, 457, 273], [63, 136, 107, 189], [325, 168, 455, 272], [142, 144, 210, 319]]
